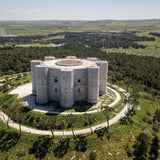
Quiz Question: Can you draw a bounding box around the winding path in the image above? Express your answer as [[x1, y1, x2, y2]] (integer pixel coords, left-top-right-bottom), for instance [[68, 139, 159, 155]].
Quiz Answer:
[[0, 84, 132, 136]]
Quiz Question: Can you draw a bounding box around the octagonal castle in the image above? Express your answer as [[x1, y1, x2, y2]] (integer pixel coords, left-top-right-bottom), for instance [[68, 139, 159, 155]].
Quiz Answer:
[[31, 56, 108, 108]]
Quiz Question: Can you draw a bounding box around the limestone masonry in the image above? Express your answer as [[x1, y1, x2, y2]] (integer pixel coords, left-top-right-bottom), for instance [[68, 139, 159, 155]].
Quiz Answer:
[[31, 56, 108, 108]]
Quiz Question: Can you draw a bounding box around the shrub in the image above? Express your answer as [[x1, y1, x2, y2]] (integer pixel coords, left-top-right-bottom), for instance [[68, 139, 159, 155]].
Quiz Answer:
[[89, 150, 97, 160]]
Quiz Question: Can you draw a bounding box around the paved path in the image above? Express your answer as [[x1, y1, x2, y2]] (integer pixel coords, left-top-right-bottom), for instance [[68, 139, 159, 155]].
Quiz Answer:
[[0, 84, 132, 136], [0, 103, 132, 136], [9, 83, 121, 115]]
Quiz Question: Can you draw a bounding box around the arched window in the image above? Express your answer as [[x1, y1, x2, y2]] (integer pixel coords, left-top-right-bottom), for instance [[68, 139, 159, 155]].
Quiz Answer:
[[55, 88, 57, 92], [78, 88, 80, 93], [78, 79, 81, 83]]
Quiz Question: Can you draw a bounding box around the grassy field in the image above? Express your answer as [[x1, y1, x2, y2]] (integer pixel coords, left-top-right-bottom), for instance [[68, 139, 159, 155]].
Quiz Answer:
[[0, 95, 159, 160], [1, 19, 160, 36]]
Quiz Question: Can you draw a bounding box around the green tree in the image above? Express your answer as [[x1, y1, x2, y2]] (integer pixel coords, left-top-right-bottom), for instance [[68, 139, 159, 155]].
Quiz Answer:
[[152, 120, 159, 132], [67, 114, 76, 137], [102, 105, 114, 128], [133, 132, 151, 160], [46, 117, 56, 138], [60, 120, 65, 137], [153, 108, 160, 122], [149, 135, 159, 160], [83, 113, 94, 133]]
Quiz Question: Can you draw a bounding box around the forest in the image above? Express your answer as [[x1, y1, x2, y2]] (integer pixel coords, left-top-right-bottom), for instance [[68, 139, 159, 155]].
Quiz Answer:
[[48, 32, 155, 48], [0, 32, 155, 48]]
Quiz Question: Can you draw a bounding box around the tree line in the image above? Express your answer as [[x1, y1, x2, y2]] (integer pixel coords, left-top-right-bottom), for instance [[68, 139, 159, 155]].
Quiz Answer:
[[0, 32, 155, 49], [149, 32, 160, 37], [49, 32, 155, 49], [0, 35, 45, 45], [0, 43, 160, 96]]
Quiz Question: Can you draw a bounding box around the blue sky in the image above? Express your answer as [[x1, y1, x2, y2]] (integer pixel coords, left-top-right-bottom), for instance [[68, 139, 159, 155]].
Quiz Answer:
[[0, 0, 160, 20]]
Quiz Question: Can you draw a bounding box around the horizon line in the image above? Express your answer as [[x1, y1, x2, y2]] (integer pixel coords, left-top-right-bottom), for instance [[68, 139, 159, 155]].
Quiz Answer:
[[0, 18, 160, 22]]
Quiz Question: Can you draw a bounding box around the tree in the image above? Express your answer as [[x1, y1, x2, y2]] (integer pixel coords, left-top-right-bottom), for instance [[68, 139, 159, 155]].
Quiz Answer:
[[67, 114, 76, 137], [152, 120, 159, 132], [153, 108, 160, 122], [83, 113, 94, 133], [46, 117, 56, 138], [149, 135, 159, 160], [133, 132, 151, 160], [14, 110, 23, 133], [28, 136, 53, 159], [124, 77, 132, 92], [60, 120, 65, 137], [102, 105, 114, 128]]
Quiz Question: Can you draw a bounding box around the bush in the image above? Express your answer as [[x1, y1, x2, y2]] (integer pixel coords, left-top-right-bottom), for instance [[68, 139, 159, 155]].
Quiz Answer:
[[89, 151, 97, 160], [0, 130, 21, 152]]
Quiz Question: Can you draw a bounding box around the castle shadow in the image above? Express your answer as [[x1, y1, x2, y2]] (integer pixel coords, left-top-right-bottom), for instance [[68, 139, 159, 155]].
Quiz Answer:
[[22, 94, 95, 114]]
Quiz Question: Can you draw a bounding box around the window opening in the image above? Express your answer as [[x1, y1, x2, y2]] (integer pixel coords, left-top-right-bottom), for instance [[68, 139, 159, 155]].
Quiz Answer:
[[54, 79, 58, 82]]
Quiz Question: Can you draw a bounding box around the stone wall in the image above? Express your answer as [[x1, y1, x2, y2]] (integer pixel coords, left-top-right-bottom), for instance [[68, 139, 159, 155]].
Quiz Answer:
[[87, 66, 99, 103], [60, 69, 74, 107], [96, 61, 108, 95], [73, 68, 87, 101], [48, 68, 60, 101], [35, 65, 48, 104]]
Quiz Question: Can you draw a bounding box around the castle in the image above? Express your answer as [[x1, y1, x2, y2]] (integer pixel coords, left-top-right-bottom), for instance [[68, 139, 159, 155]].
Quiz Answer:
[[31, 56, 108, 108]]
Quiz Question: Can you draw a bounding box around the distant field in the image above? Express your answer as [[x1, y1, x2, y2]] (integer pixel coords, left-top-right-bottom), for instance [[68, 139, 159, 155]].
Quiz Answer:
[[102, 36, 160, 58], [1, 19, 160, 36], [102, 47, 160, 58]]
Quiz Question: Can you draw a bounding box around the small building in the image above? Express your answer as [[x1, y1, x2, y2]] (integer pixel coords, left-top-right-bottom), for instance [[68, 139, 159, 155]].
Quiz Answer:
[[31, 56, 108, 108]]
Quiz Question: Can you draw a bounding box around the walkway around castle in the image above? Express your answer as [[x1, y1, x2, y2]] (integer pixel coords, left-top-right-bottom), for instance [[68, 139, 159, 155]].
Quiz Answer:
[[0, 84, 132, 136], [9, 83, 121, 115]]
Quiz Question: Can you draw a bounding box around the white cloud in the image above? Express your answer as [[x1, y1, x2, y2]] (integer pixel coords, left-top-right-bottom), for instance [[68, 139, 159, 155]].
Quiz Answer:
[[35, 8, 41, 12]]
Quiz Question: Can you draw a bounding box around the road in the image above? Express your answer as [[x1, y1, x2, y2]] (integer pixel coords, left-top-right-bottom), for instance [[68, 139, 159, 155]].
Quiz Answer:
[[0, 84, 132, 136]]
